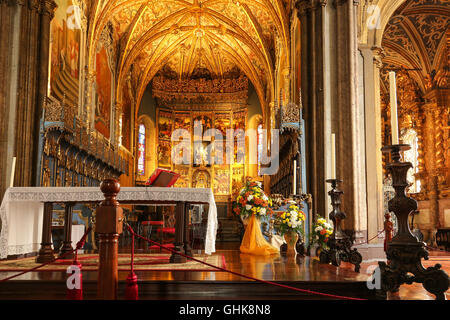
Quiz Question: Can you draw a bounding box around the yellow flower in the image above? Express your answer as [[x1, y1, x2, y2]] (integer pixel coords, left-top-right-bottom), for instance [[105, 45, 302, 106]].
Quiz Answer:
[[287, 212, 290, 216]]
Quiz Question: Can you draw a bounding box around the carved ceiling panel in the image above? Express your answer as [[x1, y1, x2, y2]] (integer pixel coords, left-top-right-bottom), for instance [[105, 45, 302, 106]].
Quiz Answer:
[[90, 0, 290, 107], [381, 0, 449, 94]]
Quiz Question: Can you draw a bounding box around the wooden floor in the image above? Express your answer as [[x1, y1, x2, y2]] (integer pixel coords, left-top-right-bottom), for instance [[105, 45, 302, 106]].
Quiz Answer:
[[0, 242, 448, 300]]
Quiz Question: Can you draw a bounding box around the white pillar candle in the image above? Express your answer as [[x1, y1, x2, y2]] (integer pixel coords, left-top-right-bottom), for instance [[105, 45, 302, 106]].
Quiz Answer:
[[10, 157, 16, 188], [293, 160, 297, 195], [389, 71, 399, 145], [331, 133, 336, 179]]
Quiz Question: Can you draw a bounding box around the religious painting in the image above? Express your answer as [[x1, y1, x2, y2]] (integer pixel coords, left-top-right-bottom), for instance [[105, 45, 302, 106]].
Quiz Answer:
[[95, 47, 112, 139], [192, 169, 211, 189], [194, 141, 212, 167], [214, 167, 230, 195], [158, 110, 173, 140], [174, 112, 191, 132], [121, 83, 132, 150], [157, 140, 171, 167], [193, 115, 212, 139], [233, 111, 246, 131], [173, 166, 190, 188], [214, 114, 231, 164], [215, 114, 231, 136], [232, 166, 245, 193], [50, 0, 81, 105]]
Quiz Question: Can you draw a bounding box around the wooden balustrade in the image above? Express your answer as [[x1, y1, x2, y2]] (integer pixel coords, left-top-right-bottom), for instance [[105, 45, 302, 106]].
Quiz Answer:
[[96, 179, 123, 300]]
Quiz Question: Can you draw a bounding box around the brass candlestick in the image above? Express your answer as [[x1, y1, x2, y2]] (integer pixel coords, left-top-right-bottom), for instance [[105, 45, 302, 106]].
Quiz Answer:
[[376, 144, 449, 300], [319, 179, 362, 273]]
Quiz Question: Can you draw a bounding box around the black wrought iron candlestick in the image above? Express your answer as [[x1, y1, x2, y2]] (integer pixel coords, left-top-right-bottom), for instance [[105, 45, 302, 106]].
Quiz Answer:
[[319, 179, 362, 273], [376, 144, 449, 300]]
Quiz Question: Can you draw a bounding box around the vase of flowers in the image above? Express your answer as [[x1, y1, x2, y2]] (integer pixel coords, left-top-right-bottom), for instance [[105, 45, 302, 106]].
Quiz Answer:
[[310, 217, 333, 255], [275, 203, 305, 257], [233, 181, 273, 224]]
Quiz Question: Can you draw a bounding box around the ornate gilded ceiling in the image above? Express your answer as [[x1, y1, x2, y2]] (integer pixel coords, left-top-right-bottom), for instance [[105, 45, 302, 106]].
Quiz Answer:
[[88, 0, 291, 108], [381, 0, 449, 94]]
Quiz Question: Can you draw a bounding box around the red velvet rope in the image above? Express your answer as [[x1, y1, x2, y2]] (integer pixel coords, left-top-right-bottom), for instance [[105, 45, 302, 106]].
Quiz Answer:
[[130, 225, 135, 273], [125, 223, 367, 301], [352, 229, 386, 247], [0, 226, 92, 283]]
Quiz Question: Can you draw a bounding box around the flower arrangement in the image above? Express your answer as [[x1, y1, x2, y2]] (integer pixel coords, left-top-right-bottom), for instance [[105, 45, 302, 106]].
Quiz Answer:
[[310, 217, 333, 249], [275, 203, 305, 236], [233, 180, 273, 219]]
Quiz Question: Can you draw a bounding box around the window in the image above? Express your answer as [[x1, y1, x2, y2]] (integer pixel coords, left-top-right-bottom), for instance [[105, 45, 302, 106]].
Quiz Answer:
[[118, 113, 123, 146], [137, 123, 146, 176], [257, 122, 263, 175]]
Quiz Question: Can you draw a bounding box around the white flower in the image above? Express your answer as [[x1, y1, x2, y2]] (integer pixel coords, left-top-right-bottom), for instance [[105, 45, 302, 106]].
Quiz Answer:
[[262, 195, 268, 201], [245, 204, 252, 210], [260, 207, 266, 215], [290, 210, 296, 216], [315, 226, 323, 232], [247, 195, 254, 201]]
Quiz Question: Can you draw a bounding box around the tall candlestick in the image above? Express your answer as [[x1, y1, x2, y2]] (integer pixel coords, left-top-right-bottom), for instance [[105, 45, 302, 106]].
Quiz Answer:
[[293, 160, 297, 195], [10, 157, 16, 188], [389, 71, 399, 144], [331, 134, 336, 179]]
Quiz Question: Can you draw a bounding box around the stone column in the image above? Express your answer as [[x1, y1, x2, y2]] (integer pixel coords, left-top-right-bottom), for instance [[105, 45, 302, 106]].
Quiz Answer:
[[359, 45, 385, 244], [334, 0, 367, 238], [296, 0, 326, 218], [0, 1, 20, 201], [0, 0, 56, 202]]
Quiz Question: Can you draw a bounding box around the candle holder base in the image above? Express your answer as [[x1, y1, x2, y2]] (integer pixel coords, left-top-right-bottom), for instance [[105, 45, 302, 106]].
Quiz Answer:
[[374, 144, 450, 300], [319, 179, 362, 273], [377, 242, 449, 300]]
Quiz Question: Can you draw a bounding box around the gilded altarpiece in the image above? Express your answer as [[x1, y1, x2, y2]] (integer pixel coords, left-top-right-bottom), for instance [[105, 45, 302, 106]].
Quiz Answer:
[[156, 108, 247, 197], [152, 75, 250, 197]]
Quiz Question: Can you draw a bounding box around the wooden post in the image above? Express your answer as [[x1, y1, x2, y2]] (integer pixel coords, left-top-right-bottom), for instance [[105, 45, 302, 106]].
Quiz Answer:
[[59, 202, 74, 259], [36, 202, 55, 263], [96, 179, 123, 300], [183, 203, 193, 257], [170, 202, 187, 263]]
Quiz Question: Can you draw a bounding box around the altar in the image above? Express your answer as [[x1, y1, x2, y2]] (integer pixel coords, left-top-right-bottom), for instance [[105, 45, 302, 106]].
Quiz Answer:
[[0, 186, 218, 260]]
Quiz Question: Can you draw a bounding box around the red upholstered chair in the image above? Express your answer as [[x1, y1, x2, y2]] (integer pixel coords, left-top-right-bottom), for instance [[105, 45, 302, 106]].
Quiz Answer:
[[148, 207, 176, 252]]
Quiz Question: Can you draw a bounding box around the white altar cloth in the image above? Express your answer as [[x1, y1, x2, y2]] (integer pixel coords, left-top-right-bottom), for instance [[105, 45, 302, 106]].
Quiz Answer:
[[0, 187, 218, 259], [50, 225, 86, 250]]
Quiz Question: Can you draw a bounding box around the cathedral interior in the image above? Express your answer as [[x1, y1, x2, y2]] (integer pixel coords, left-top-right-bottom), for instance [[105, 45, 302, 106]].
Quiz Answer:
[[0, 0, 449, 301]]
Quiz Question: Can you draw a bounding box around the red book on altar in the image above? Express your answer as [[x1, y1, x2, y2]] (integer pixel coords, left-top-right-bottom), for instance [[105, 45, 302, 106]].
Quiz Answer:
[[146, 168, 180, 187]]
